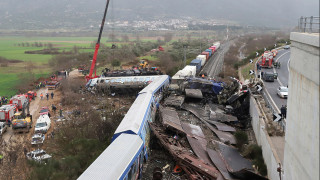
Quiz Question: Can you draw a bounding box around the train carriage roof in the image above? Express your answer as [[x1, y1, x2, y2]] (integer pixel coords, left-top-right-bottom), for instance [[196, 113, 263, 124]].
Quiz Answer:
[[78, 134, 143, 180], [139, 75, 169, 94], [112, 93, 153, 140]]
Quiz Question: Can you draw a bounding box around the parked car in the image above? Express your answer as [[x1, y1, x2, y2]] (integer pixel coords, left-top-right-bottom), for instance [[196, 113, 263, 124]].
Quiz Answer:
[[26, 149, 52, 163], [284, 45, 290, 49], [263, 72, 275, 82], [277, 86, 288, 99], [39, 107, 50, 117], [35, 114, 51, 133], [31, 133, 45, 145], [0, 122, 7, 136]]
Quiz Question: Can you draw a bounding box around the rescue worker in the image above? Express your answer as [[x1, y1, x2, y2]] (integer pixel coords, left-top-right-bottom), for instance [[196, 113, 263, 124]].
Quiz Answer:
[[280, 105, 287, 119], [8, 119, 11, 127], [40, 93, 43, 100], [201, 74, 205, 78], [0, 153, 3, 165], [52, 104, 57, 113]]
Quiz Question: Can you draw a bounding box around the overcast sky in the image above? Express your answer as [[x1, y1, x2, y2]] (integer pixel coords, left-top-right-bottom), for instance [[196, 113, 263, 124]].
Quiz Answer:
[[0, 0, 319, 29]]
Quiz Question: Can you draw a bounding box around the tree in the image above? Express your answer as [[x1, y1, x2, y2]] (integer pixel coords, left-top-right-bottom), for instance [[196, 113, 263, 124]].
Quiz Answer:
[[111, 59, 121, 69], [73, 45, 79, 54], [121, 35, 129, 42], [47, 43, 53, 49], [108, 33, 117, 42], [163, 33, 173, 44]]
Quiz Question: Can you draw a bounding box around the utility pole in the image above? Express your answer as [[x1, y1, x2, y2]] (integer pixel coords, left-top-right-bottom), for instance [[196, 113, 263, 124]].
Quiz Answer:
[[183, 45, 187, 67]]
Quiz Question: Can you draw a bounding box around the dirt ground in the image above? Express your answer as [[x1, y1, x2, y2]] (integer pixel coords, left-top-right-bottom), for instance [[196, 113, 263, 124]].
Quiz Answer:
[[0, 70, 83, 179]]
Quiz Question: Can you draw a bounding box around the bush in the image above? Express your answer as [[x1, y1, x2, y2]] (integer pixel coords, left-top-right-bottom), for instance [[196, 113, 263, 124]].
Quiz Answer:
[[234, 131, 248, 150], [243, 144, 267, 176]]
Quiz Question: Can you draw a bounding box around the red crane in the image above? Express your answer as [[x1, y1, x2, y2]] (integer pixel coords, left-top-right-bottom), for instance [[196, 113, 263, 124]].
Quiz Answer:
[[86, 0, 111, 81]]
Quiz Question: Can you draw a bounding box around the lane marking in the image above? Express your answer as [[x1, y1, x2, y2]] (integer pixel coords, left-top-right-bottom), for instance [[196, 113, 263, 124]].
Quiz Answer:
[[273, 51, 290, 87], [264, 84, 281, 113], [287, 58, 290, 72]]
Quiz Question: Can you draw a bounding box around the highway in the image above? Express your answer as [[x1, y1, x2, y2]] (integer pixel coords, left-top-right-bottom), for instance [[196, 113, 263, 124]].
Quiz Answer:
[[260, 48, 291, 112]]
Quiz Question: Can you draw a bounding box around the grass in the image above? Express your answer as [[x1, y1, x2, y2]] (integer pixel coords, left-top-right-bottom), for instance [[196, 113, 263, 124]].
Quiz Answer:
[[0, 36, 94, 96], [241, 57, 259, 80], [138, 55, 157, 61]]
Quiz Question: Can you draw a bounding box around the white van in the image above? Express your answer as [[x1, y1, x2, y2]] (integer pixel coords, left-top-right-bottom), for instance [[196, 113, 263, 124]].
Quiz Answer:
[[0, 122, 7, 136], [35, 114, 51, 133]]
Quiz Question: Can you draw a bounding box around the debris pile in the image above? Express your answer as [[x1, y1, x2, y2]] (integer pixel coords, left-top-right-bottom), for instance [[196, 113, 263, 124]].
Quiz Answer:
[[145, 77, 268, 179], [101, 67, 162, 77]]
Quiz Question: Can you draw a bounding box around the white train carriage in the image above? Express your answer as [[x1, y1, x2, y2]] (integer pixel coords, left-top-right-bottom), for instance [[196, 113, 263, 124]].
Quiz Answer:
[[78, 134, 144, 180], [112, 92, 155, 159], [139, 75, 170, 95], [139, 75, 170, 107], [80, 75, 170, 179]]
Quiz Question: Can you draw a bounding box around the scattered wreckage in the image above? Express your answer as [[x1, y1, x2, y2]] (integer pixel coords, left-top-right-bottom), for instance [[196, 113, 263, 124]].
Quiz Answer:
[[148, 77, 267, 180], [31, 133, 45, 145], [26, 149, 52, 163]]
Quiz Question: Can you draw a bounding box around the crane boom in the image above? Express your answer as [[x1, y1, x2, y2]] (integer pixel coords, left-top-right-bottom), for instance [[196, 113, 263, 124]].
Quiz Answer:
[[86, 0, 111, 81]]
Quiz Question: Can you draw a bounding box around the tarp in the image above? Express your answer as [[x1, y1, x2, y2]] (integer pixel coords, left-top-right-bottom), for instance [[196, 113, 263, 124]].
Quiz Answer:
[[186, 78, 224, 94]]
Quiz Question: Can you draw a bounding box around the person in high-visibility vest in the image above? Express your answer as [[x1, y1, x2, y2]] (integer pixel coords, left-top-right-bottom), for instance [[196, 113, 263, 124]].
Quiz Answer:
[[0, 154, 3, 165]]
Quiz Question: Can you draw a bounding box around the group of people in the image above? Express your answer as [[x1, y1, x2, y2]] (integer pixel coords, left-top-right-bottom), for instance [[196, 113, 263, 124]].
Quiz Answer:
[[35, 81, 47, 90], [40, 92, 54, 100], [0, 96, 9, 106]]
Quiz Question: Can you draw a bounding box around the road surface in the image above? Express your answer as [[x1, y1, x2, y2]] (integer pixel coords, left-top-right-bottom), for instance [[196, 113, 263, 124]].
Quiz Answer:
[[260, 48, 290, 112]]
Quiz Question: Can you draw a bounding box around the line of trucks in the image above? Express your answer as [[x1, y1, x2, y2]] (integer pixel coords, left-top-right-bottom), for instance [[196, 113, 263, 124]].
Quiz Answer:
[[172, 41, 220, 83], [259, 49, 278, 68]]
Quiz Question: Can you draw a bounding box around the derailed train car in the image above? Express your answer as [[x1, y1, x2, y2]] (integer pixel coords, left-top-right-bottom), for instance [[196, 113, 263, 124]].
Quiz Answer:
[[79, 75, 170, 180]]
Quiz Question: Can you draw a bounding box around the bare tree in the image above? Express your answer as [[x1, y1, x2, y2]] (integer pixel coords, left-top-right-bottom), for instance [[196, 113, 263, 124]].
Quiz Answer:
[[121, 34, 129, 42], [163, 33, 173, 44]]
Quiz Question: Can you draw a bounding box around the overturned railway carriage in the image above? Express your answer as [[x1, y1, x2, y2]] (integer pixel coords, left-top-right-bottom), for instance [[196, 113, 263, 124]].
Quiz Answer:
[[80, 75, 170, 180], [78, 134, 144, 180], [86, 75, 161, 94]]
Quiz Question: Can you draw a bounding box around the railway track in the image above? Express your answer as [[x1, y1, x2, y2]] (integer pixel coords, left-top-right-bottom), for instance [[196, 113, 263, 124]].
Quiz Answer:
[[200, 40, 233, 79]]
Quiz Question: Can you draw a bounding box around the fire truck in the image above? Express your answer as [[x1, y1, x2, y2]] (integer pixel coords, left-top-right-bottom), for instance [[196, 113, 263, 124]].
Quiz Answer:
[[0, 104, 17, 122], [259, 51, 274, 68], [9, 95, 29, 111]]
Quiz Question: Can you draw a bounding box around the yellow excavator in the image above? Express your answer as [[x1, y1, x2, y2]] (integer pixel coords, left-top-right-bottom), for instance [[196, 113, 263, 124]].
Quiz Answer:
[[139, 60, 149, 69], [12, 101, 32, 133]]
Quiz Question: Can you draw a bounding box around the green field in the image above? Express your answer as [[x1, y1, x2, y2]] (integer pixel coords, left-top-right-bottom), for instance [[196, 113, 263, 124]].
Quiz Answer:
[[0, 36, 102, 96]]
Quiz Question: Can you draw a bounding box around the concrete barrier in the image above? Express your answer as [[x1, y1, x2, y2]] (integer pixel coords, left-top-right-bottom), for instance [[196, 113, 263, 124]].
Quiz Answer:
[[250, 95, 283, 180]]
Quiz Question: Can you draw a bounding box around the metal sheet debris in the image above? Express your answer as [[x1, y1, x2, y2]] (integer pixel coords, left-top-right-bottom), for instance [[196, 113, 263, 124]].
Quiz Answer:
[[211, 113, 238, 123], [185, 89, 203, 99], [150, 123, 219, 179], [186, 136, 212, 166], [181, 123, 205, 139], [214, 140, 253, 172], [208, 123, 236, 145], [164, 94, 185, 108], [182, 104, 210, 121], [182, 104, 236, 144], [230, 169, 268, 180], [207, 120, 236, 132], [207, 148, 235, 180], [160, 106, 184, 133]]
